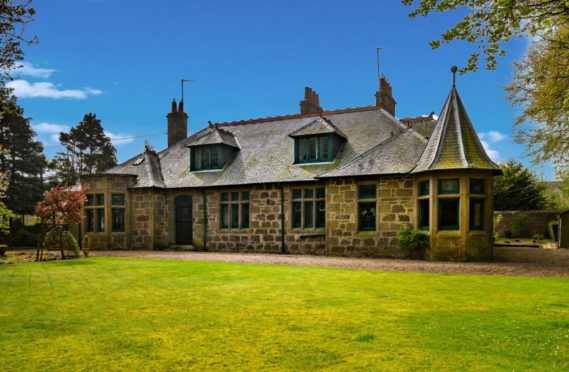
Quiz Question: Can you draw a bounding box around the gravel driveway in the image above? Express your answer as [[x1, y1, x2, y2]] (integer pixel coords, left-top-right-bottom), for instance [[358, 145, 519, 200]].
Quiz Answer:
[[92, 247, 569, 277]]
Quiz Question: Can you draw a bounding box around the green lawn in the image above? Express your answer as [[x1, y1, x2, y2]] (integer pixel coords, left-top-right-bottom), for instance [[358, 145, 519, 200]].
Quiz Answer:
[[1, 258, 568, 370]]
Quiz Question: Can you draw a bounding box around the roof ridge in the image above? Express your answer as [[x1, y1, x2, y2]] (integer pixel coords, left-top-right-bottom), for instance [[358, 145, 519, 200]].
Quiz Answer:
[[214, 105, 382, 127]]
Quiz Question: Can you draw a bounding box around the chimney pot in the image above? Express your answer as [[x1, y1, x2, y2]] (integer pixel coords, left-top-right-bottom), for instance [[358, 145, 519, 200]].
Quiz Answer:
[[178, 100, 184, 112], [304, 87, 312, 100], [171, 98, 177, 113]]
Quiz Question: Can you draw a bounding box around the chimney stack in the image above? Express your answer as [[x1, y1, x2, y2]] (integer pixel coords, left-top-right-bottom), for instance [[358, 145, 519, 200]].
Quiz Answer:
[[167, 98, 188, 147], [375, 76, 396, 116], [300, 86, 323, 114]]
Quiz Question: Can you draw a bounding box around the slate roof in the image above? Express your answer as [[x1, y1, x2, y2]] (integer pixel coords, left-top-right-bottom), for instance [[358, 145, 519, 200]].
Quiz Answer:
[[288, 117, 347, 139], [412, 85, 500, 174], [400, 114, 437, 138], [187, 124, 240, 148]]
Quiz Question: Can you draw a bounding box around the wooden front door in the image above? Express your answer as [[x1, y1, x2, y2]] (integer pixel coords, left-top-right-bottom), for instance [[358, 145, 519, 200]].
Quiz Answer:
[[175, 196, 193, 245]]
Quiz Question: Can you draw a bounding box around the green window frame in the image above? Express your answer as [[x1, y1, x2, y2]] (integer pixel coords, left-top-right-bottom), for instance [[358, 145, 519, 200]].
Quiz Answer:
[[419, 181, 430, 196], [470, 198, 484, 230], [470, 179, 485, 195], [95, 193, 105, 206], [111, 194, 125, 206], [439, 198, 459, 230], [438, 179, 460, 195], [95, 208, 105, 232], [191, 145, 223, 171], [418, 199, 430, 231], [294, 135, 333, 164], [358, 184, 377, 231], [111, 208, 125, 232], [220, 191, 250, 229], [85, 209, 94, 232], [85, 194, 94, 206], [291, 187, 325, 228]]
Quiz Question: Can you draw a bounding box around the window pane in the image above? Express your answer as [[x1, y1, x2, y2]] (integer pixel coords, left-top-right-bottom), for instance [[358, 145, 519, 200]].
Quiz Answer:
[[111, 208, 125, 232], [85, 209, 94, 232], [85, 194, 94, 206], [470, 199, 484, 230], [304, 201, 314, 228], [231, 192, 239, 201], [221, 192, 229, 202], [359, 184, 376, 199], [211, 146, 219, 168], [231, 204, 239, 228], [292, 189, 302, 199], [308, 137, 317, 160], [359, 202, 376, 231], [316, 200, 326, 228], [304, 188, 313, 199], [96, 208, 105, 232], [292, 202, 302, 228], [202, 148, 210, 169], [319, 136, 329, 160], [241, 192, 249, 201], [316, 187, 325, 199], [241, 203, 250, 228], [95, 194, 105, 206], [439, 179, 459, 194], [470, 179, 485, 194], [299, 138, 308, 162], [419, 181, 430, 196], [111, 194, 125, 206], [419, 199, 430, 230], [221, 204, 229, 228], [439, 198, 459, 230], [194, 148, 202, 170]]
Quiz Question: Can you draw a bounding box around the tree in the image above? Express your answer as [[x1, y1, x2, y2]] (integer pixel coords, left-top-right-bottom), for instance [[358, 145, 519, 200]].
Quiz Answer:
[[401, 0, 569, 72], [505, 23, 569, 178], [0, 92, 46, 214], [0, 0, 37, 84], [49, 113, 117, 186], [494, 160, 548, 210], [35, 184, 86, 259]]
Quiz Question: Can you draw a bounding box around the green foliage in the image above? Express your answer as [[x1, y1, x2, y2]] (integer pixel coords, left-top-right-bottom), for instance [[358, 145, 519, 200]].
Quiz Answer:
[[549, 221, 560, 241], [532, 233, 546, 242], [397, 226, 429, 259], [511, 214, 528, 238], [0, 201, 14, 235], [0, 244, 6, 257], [11, 228, 37, 247], [49, 113, 117, 186], [401, 0, 569, 72], [494, 160, 548, 211], [63, 231, 80, 258], [493, 213, 503, 240], [0, 258, 568, 370], [82, 235, 90, 258]]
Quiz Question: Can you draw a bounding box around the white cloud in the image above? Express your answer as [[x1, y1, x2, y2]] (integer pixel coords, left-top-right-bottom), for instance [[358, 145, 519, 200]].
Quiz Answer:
[[6, 80, 103, 100], [480, 139, 500, 161], [15, 62, 57, 79], [33, 122, 70, 134], [105, 131, 134, 145], [480, 130, 507, 143]]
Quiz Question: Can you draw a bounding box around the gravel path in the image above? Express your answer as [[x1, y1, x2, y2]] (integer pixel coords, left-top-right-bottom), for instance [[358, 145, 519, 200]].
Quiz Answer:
[[92, 248, 569, 278]]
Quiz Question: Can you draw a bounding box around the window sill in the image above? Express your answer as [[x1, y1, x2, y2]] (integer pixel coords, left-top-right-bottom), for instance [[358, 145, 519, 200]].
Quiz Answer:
[[293, 161, 334, 166], [191, 169, 223, 173], [298, 233, 326, 239], [219, 228, 251, 233]]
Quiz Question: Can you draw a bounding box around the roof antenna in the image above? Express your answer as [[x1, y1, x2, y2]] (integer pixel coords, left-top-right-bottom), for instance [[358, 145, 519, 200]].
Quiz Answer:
[[376, 47, 385, 90], [451, 66, 458, 87], [180, 79, 194, 102]]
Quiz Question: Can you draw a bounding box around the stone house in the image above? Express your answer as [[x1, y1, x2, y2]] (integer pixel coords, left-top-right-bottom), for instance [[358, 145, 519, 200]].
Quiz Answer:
[[81, 69, 500, 261]]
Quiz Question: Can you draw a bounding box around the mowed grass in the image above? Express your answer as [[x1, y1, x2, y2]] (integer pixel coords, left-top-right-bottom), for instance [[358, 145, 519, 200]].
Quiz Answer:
[[0, 258, 568, 371]]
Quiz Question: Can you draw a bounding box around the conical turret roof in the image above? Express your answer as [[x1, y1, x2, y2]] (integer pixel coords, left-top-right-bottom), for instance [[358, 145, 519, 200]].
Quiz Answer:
[[413, 70, 500, 174]]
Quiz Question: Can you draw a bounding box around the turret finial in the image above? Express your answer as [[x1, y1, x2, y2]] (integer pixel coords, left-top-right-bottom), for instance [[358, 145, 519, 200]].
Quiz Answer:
[[451, 65, 458, 87]]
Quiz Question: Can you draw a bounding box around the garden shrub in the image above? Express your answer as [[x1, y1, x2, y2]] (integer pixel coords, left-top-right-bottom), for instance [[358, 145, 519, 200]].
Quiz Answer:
[[532, 233, 545, 242], [512, 214, 528, 238], [12, 229, 38, 247], [82, 235, 90, 258], [397, 226, 429, 259], [0, 244, 6, 257], [548, 221, 559, 241], [64, 231, 81, 258]]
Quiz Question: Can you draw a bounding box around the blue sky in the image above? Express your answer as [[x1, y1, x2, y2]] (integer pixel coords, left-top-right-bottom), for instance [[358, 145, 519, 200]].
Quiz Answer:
[[14, 0, 553, 178]]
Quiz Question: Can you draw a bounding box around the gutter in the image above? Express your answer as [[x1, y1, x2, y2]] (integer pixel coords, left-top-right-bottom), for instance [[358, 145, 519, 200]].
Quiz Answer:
[[280, 184, 286, 254]]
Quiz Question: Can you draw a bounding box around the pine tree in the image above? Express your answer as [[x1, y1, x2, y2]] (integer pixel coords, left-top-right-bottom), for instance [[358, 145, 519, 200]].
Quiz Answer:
[[494, 160, 548, 211], [49, 113, 117, 185], [0, 93, 47, 215]]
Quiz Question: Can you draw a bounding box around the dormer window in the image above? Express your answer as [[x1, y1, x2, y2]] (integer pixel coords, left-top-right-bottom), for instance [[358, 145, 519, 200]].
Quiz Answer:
[[289, 117, 346, 165], [187, 124, 240, 172], [295, 135, 332, 163], [191, 145, 223, 171]]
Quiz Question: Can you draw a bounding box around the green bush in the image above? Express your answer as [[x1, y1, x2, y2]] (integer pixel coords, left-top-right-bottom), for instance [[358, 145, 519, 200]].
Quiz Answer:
[[512, 214, 528, 238], [64, 231, 81, 258], [82, 235, 90, 258], [397, 227, 429, 259], [0, 244, 6, 257], [532, 233, 545, 242], [11, 229, 38, 247], [548, 221, 559, 241]]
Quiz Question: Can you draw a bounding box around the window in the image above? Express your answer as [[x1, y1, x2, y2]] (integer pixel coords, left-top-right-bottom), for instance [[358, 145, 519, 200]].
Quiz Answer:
[[295, 135, 332, 164], [358, 184, 376, 231], [95, 193, 105, 206], [191, 145, 223, 171], [292, 187, 325, 228], [419, 181, 430, 196], [111, 193, 125, 232], [470, 199, 484, 230], [439, 198, 459, 230], [95, 208, 105, 232], [439, 179, 459, 194], [85, 193, 105, 233], [220, 191, 250, 229], [419, 199, 430, 231], [470, 179, 485, 194], [85, 209, 94, 232]]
